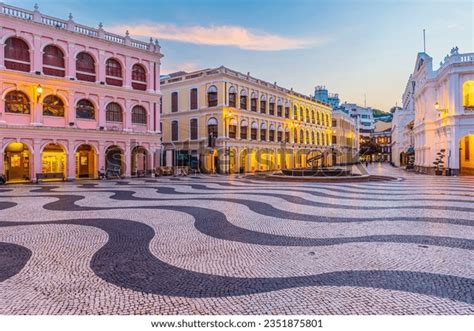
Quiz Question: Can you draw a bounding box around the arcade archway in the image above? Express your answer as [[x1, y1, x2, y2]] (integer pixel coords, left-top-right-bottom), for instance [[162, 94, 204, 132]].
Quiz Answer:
[[76, 144, 96, 179], [3, 142, 31, 183], [131, 146, 148, 177], [41, 143, 66, 179], [460, 135, 474, 175], [105, 145, 125, 177]]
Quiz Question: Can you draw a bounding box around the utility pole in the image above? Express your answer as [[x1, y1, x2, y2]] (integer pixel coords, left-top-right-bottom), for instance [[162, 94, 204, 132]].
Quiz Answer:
[[423, 29, 426, 53]]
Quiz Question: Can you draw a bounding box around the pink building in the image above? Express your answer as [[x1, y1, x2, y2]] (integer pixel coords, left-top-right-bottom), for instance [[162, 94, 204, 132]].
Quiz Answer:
[[0, 3, 162, 183]]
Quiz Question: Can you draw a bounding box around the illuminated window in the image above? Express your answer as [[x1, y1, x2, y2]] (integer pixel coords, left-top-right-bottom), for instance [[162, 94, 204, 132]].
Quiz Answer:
[[43, 95, 65, 117], [5, 91, 30, 114]]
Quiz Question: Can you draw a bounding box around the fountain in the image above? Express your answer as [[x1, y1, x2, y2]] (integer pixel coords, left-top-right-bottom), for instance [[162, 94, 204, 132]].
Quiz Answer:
[[250, 148, 399, 182]]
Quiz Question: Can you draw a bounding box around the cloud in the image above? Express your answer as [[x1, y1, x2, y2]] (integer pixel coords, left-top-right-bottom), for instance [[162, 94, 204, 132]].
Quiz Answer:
[[109, 23, 325, 51]]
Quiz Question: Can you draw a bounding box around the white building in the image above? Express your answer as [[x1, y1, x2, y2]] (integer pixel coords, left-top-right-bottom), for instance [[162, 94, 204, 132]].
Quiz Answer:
[[391, 77, 416, 167], [410, 48, 474, 175], [339, 103, 374, 137]]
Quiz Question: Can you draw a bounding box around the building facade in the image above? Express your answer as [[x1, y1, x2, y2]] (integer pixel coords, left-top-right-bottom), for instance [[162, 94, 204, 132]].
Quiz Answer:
[[371, 121, 392, 162], [391, 78, 415, 168], [160, 66, 333, 173], [338, 102, 375, 136], [331, 108, 358, 165], [0, 3, 162, 183], [314, 86, 340, 109], [410, 48, 474, 175]]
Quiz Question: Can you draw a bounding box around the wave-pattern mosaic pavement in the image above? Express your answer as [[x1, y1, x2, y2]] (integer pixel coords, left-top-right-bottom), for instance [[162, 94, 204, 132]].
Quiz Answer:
[[0, 165, 473, 314]]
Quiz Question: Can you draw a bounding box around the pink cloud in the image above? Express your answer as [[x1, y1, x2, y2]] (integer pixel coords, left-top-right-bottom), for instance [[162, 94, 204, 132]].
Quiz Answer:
[[110, 23, 326, 51]]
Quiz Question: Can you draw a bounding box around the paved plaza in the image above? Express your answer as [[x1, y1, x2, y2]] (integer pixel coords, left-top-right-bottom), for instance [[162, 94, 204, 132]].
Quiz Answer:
[[0, 164, 473, 314]]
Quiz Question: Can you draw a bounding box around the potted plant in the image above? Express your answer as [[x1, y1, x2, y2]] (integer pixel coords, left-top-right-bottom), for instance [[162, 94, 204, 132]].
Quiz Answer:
[[433, 149, 445, 175]]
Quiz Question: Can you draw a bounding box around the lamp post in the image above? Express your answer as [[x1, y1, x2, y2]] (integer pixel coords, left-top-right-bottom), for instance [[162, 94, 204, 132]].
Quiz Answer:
[[435, 101, 448, 113], [36, 84, 43, 102]]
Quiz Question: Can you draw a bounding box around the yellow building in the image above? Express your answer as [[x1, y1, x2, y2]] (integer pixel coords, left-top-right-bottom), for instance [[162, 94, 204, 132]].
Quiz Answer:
[[331, 109, 359, 165], [160, 66, 333, 173]]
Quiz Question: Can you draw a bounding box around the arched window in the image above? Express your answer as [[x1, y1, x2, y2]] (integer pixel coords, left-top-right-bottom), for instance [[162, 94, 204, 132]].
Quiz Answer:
[[4, 37, 30, 72], [284, 102, 290, 118], [269, 124, 275, 141], [306, 109, 310, 123], [300, 107, 304, 121], [43, 45, 65, 77], [251, 92, 258, 112], [5, 91, 30, 114], [240, 120, 248, 139], [260, 95, 267, 114], [260, 122, 267, 141], [207, 85, 218, 107], [250, 122, 258, 140], [277, 126, 283, 142], [105, 58, 123, 86], [240, 89, 248, 110], [132, 105, 147, 124], [207, 117, 218, 137], [228, 86, 237, 108], [76, 99, 95, 119], [171, 120, 179, 141], [285, 127, 290, 142], [276, 99, 283, 117], [229, 118, 237, 139], [132, 64, 147, 91], [311, 131, 315, 145], [312, 110, 316, 124], [293, 105, 298, 119], [300, 129, 305, 144], [76, 52, 96, 82], [269, 97, 275, 116], [106, 102, 123, 122], [43, 95, 65, 117]]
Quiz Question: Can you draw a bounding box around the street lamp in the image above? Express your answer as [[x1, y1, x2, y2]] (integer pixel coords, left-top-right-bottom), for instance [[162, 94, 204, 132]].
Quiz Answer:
[[36, 84, 43, 102], [435, 101, 448, 113]]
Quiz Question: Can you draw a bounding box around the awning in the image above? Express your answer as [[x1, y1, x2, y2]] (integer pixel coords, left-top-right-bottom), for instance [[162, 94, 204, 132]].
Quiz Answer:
[[406, 146, 415, 155]]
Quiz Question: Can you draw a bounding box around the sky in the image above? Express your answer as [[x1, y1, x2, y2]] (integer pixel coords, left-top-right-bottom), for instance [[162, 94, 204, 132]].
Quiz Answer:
[[11, 0, 474, 111]]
